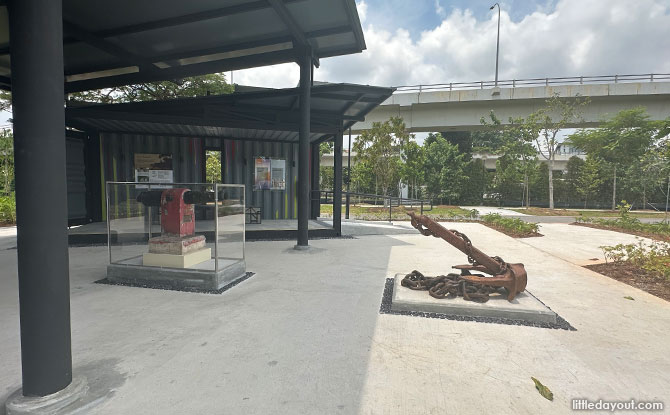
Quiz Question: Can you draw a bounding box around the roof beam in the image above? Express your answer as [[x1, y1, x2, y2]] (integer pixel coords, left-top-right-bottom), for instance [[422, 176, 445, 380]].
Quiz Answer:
[[266, 0, 319, 67], [62, 20, 157, 72], [94, 0, 308, 39], [65, 49, 299, 93], [66, 108, 339, 134], [62, 25, 353, 77]]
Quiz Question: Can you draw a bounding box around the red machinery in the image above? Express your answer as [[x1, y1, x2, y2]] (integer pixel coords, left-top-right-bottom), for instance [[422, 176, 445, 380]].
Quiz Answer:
[[160, 188, 195, 237]]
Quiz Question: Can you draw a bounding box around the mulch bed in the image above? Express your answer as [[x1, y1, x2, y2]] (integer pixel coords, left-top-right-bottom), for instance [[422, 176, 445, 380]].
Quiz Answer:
[[571, 222, 670, 242], [585, 262, 670, 302]]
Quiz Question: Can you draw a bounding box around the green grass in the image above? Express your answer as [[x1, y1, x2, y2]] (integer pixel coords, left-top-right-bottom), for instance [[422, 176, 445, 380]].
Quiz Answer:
[[319, 204, 476, 221], [510, 207, 667, 219], [0, 194, 16, 225], [481, 213, 540, 237]]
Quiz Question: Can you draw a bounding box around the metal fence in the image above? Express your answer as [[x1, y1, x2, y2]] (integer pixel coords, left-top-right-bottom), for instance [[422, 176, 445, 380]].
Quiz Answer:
[[394, 73, 670, 93], [315, 190, 433, 222]]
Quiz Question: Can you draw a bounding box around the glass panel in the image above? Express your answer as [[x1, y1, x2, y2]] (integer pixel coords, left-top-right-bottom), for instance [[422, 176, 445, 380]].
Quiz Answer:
[[107, 181, 235, 272], [216, 184, 245, 270]]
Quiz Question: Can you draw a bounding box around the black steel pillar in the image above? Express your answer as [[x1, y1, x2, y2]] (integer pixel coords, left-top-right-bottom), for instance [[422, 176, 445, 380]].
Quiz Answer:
[[296, 49, 312, 247], [345, 128, 351, 219], [310, 143, 320, 219], [333, 131, 343, 236], [9, 0, 73, 397]]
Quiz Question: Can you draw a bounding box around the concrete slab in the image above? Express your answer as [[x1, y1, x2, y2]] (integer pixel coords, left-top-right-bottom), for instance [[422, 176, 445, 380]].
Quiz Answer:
[[106, 258, 245, 291], [517, 223, 654, 266], [2, 222, 670, 414], [390, 273, 557, 324]]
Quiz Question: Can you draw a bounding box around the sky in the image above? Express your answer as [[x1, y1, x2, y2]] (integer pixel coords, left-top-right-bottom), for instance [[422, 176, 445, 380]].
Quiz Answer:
[[234, 0, 670, 87], [230, 0, 670, 147], [4, 0, 669, 136]]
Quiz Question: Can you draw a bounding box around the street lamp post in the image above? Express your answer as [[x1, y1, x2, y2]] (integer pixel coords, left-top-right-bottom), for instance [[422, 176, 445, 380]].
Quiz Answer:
[[490, 3, 500, 87]]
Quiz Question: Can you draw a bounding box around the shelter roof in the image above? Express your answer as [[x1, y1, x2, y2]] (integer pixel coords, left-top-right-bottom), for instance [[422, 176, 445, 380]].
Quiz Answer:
[[0, 0, 365, 92], [65, 83, 394, 143]]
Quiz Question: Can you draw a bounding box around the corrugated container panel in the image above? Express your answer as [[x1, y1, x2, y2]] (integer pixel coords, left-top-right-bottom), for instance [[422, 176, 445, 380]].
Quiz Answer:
[[223, 139, 298, 220], [100, 133, 204, 218], [65, 136, 87, 220]]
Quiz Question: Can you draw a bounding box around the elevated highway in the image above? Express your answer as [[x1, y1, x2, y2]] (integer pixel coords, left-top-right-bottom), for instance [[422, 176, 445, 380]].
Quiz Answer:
[[352, 74, 670, 133]]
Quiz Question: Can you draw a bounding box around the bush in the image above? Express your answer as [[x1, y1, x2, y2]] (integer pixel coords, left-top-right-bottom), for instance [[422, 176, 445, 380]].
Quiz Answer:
[[481, 213, 539, 235], [578, 200, 670, 239], [0, 193, 16, 224], [601, 240, 670, 280]]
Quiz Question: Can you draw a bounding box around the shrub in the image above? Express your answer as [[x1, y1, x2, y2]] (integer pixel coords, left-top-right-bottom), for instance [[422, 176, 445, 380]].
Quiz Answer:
[[0, 193, 16, 224], [481, 213, 539, 235], [601, 240, 670, 280]]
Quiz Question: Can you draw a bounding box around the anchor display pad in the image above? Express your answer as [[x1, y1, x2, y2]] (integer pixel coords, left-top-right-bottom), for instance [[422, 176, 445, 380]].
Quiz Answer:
[[391, 274, 557, 324], [105, 182, 246, 291]]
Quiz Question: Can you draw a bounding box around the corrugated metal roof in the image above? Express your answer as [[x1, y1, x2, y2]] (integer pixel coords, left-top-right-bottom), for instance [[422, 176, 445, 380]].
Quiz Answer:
[[0, 0, 366, 92], [66, 83, 394, 143]]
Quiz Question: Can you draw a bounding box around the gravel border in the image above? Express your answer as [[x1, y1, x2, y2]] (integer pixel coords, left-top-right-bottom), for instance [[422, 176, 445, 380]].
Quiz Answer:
[[95, 272, 255, 294], [379, 278, 576, 331], [248, 234, 356, 242]]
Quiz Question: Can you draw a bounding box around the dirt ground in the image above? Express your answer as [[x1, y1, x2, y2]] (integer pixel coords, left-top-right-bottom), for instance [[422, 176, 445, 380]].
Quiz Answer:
[[585, 262, 670, 302], [572, 222, 670, 242]]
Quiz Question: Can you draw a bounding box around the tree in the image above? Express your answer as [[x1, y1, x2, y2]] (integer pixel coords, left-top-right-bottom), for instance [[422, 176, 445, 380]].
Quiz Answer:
[[353, 116, 412, 198], [205, 151, 221, 184], [564, 156, 585, 205], [0, 129, 13, 195], [576, 156, 605, 208], [460, 159, 491, 205], [424, 134, 466, 204], [68, 73, 234, 104], [568, 107, 661, 210], [481, 113, 538, 207], [527, 94, 590, 209], [400, 140, 425, 199]]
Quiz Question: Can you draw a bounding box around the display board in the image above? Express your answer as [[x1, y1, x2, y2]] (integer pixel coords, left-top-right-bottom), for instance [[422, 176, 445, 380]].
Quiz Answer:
[[254, 157, 286, 190], [134, 153, 173, 188]]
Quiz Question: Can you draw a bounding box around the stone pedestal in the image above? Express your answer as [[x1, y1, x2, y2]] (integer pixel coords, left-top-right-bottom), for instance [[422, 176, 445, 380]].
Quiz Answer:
[[391, 273, 557, 324]]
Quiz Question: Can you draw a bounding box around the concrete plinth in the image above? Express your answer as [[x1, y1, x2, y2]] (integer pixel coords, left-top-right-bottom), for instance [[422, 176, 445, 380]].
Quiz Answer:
[[5, 377, 88, 415], [391, 273, 557, 324], [107, 258, 246, 291]]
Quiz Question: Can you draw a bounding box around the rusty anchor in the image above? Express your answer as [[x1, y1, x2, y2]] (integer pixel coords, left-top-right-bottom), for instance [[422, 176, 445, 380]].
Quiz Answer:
[[407, 211, 527, 301]]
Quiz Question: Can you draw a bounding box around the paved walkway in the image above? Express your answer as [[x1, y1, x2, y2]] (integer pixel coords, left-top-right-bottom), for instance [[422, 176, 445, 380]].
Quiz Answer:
[[1, 223, 668, 414]]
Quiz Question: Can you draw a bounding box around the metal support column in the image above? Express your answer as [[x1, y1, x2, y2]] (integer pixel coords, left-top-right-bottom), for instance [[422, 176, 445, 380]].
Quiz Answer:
[[333, 131, 343, 236], [345, 128, 351, 219], [310, 143, 320, 219], [296, 49, 312, 247], [9, 0, 73, 396]]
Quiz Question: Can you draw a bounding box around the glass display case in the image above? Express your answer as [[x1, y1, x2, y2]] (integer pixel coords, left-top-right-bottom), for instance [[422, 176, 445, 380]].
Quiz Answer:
[[105, 182, 246, 291]]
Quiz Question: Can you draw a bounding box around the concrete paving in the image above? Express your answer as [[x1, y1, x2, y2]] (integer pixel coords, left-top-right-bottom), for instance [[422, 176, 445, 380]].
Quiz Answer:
[[519, 223, 654, 266], [1, 223, 669, 414]]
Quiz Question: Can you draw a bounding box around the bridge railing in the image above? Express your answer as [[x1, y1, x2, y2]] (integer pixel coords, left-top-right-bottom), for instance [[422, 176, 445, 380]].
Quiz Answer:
[[394, 73, 670, 93]]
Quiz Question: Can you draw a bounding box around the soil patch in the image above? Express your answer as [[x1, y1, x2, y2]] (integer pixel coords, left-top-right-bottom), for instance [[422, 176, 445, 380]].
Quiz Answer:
[[585, 262, 670, 302], [571, 222, 670, 242]]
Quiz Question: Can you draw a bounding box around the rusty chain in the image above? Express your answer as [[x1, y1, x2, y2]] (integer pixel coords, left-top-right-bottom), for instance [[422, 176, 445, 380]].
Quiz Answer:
[[401, 270, 500, 303]]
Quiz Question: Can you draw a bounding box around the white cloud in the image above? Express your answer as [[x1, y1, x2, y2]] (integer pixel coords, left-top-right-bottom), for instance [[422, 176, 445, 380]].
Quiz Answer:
[[236, 0, 670, 89], [357, 0, 368, 23]]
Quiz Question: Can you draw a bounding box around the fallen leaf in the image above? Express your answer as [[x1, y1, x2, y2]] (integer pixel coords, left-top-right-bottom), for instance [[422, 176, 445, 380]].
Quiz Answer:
[[623, 296, 635, 301], [531, 377, 553, 401]]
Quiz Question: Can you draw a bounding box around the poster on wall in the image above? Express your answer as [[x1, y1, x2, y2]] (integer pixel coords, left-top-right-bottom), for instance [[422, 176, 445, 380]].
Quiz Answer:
[[134, 153, 173, 189], [254, 157, 286, 190], [254, 157, 271, 190], [271, 159, 286, 190]]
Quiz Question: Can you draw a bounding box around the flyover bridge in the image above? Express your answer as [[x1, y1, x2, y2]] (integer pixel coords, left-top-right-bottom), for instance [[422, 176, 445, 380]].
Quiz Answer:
[[351, 73, 670, 133]]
